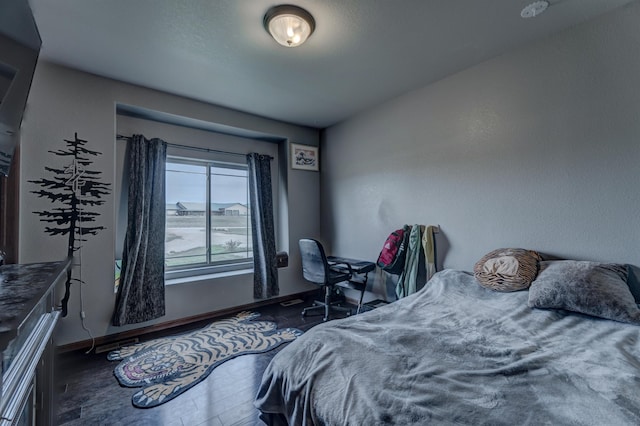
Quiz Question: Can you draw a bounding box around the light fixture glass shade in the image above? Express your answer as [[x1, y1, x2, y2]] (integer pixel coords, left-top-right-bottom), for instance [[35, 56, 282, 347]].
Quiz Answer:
[[264, 5, 315, 48]]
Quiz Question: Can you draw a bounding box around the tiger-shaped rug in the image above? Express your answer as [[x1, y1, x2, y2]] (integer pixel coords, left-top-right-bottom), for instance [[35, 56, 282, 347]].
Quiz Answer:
[[107, 311, 302, 408]]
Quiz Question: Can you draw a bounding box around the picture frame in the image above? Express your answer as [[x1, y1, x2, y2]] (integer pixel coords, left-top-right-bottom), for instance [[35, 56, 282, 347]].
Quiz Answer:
[[290, 143, 319, 171]]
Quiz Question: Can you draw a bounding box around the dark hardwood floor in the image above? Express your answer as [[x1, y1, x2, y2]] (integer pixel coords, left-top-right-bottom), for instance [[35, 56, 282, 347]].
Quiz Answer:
[[55, 296, 351, 426]]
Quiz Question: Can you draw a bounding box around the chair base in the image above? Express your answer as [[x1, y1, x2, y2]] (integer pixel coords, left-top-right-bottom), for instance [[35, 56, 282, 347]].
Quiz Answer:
[[302, 286, 352, 321], [302, 301, 352, 322]]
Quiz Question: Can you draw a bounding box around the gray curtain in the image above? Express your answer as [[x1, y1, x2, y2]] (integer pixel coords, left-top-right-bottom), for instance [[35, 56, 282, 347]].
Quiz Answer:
[[112, 135, 167, 326], [247, 153, 278, 299]]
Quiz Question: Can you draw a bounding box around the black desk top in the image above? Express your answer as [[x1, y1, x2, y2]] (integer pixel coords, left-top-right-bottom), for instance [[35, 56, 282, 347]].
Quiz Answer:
[[0, 258, 71, 352], [327, 256, 376, 274]]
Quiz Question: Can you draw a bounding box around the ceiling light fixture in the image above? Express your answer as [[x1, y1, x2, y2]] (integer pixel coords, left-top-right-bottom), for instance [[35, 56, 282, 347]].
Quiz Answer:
[[520, 1, 550, 18], [263, 5, 315, 48]]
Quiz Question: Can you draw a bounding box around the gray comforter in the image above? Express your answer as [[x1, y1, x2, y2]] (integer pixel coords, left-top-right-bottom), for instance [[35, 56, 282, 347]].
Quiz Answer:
[[255, 270, 640, 425]]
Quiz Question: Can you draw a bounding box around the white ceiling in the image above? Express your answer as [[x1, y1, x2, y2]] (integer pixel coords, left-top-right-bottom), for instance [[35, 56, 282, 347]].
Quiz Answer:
[[30, 0, 635, 129]]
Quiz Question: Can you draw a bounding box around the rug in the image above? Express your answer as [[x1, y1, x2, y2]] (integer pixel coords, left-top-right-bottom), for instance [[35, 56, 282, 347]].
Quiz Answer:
[[107, 311, 302, 408]]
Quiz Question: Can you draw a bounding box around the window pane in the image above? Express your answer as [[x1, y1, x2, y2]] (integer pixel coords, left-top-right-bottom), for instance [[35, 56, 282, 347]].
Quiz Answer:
[[210, 167, 252, 262], [165, 162, 207, 268]]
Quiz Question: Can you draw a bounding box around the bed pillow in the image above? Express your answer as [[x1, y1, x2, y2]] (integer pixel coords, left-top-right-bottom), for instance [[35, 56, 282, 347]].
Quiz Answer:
[[474, 248, 542, 292], [626, 264, 640, 304], [528, 260, 640, 325]]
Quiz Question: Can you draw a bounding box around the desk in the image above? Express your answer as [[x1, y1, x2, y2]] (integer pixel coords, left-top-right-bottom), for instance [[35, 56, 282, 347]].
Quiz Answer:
[[1, 258, 71, 426], [327, 256, 376, 314]]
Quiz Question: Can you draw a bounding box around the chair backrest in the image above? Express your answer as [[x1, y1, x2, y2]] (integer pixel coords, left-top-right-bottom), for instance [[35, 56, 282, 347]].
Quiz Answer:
[[299, 239, 329, 285]]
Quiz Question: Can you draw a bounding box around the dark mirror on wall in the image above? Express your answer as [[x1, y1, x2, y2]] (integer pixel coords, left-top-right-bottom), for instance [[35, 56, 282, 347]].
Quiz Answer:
[[0, 0, 42, 176], [0, 0, 40, 263]]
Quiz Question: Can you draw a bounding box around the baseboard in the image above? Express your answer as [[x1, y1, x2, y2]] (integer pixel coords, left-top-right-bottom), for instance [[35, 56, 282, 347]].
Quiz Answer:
[[94, 337, 139, 354], [57, 290, 315, 353]]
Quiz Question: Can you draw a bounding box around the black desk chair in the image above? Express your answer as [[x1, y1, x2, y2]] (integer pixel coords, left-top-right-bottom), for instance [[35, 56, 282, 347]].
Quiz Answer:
[[299, 239, 353, 321]]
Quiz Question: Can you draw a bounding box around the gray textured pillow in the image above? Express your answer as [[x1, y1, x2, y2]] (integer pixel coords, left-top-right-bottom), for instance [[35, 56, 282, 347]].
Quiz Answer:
[[528, 261, 640, 325]]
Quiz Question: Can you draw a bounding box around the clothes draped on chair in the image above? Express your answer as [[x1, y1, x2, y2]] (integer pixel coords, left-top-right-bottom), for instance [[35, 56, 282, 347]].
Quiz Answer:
[[395, 224, 438, 299], [396, 224, 421, 298], [247, 153, 278, 299], [112, 134, 167, 326], [422, 225, 437, 281]]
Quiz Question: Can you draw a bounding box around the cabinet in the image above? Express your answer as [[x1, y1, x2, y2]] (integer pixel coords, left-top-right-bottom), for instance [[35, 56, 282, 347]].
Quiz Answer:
[[0, 259, 71, 426]]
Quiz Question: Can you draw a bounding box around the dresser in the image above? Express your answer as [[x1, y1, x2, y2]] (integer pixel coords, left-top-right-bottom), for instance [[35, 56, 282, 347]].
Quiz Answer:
[[0, 259, 71, 426]]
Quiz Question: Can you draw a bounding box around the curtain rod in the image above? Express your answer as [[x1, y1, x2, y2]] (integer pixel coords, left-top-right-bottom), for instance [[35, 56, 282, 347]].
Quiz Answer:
[[116, 134, 273, 160]]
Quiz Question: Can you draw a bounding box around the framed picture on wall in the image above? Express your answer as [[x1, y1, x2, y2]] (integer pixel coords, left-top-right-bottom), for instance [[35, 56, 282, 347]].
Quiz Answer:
[[290, 143, 319, 171]]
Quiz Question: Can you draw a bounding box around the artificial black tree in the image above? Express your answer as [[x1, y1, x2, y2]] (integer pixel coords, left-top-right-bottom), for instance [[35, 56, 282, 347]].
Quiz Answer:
[[30, 132, 111, 317]]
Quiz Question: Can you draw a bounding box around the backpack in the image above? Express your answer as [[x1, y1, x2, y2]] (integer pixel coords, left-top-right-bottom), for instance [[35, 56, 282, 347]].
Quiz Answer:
[[376, 225, 411, 275]]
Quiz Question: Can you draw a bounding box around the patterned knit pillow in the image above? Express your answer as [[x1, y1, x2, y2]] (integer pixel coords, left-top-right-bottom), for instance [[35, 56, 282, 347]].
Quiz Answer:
[[474, 248, 542, 292]]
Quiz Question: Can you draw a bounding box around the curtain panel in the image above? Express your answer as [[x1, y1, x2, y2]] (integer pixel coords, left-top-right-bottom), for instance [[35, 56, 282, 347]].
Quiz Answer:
[[112, 135, 167, 326], [247, 153, 278, 299]]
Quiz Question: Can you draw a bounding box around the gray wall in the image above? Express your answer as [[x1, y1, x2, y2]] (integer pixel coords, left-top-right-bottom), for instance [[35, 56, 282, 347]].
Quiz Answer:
[[19, 61, 318, 346], [321, 2, 640, 299]]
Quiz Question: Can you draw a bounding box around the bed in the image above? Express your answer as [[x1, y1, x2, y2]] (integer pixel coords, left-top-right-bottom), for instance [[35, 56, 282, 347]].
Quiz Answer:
[[254, 266, 640, 425]]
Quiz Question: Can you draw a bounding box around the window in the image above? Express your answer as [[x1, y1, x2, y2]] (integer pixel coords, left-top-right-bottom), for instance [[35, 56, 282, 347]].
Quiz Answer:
[[165, 157, 252, 278]]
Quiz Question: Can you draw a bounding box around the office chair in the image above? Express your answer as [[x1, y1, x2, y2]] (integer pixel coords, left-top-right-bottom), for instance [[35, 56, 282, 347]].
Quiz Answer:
[[299, 238, 353, 321]]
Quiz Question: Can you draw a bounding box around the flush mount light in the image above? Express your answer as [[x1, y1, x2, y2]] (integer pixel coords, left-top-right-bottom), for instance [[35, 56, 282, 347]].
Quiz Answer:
[[263, 4, 315, 47], [521, 1, 549, 18]]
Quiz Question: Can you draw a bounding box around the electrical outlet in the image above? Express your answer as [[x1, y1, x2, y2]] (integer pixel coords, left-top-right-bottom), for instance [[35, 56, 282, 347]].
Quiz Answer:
[[276, 251, 288, 268]]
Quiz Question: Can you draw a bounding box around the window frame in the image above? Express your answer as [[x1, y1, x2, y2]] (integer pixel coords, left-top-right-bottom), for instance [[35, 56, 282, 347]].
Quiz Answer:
[[164, 155, 253, 281]]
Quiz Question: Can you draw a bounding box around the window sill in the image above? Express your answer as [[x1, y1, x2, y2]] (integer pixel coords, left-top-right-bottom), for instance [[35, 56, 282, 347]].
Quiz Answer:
[[165, 268, 253, 286]]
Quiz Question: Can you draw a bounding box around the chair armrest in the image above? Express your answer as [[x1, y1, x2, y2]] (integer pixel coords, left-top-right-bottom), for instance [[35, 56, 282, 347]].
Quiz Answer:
[[329, 261, 353, 276]]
